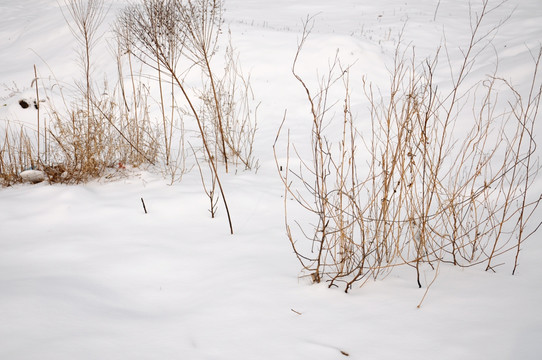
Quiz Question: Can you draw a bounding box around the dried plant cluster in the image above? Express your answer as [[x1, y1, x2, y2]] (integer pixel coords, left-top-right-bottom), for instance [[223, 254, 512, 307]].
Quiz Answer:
[[275, 4, 541, 298], [44, 0, 160, 183], [116, 0, 258, 173], [1, 0, 259, 234], [1, 120, 37, 184]]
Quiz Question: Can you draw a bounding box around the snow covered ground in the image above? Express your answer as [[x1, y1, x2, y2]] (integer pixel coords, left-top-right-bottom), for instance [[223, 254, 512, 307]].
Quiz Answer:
[[1, 0, 542, 359]]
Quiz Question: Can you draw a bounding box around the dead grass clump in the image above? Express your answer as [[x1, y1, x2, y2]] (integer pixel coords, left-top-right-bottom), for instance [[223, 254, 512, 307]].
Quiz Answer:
[[275, 4, 541, 300], [116, 0, 260, 233], [2, 0, 257, 235], [0, 121, 37, 185]]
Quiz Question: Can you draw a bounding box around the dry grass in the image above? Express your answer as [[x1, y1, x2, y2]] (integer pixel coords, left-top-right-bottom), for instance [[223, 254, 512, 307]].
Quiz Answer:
[[0, 121, 37, 184], [1, 0, 257, 220], [274, 4, 542, 299], [116, 0, 260, 233]]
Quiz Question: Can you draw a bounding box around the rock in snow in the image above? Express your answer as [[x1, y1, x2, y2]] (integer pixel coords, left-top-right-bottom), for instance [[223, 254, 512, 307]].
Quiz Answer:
[[19, 169, 46, 184]]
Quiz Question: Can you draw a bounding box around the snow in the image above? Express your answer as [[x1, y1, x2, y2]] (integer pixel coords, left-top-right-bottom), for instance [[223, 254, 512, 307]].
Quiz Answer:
[[1, 0, 542, 359]]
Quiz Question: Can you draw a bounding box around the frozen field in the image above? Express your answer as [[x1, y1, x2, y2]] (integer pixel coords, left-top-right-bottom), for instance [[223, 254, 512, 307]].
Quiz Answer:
[[1, 1, 542, 359]]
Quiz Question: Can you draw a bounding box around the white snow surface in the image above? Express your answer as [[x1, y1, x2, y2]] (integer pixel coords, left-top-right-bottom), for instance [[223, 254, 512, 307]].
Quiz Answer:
[[1, 0, 542, 359]]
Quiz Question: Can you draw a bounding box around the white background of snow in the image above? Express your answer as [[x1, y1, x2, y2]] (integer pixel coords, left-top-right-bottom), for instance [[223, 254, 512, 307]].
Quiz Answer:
[[1, 0, 541, 359]]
